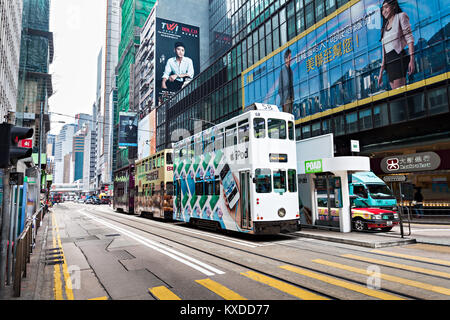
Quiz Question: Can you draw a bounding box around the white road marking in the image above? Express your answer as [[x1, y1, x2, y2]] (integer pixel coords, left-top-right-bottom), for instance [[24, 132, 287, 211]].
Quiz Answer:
[[81, 210, 225, 276]]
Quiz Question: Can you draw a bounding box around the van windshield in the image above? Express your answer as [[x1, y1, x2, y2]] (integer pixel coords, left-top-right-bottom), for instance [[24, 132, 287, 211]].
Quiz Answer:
[[367, 184, 395, 199]]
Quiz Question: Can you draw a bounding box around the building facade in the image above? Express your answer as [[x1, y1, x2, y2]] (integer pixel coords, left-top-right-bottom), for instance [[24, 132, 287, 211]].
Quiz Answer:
[[159, 0, 450, 205], [0, 0, 23, 123], [54, 124, 76, 184]]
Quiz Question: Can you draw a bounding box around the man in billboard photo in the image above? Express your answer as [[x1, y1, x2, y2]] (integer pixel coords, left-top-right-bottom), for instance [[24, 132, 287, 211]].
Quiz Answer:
[[377, 0, 415, 90], [278, 48, 294, 114], [162, 41, 195, 93], [124, 118, 138, 144]]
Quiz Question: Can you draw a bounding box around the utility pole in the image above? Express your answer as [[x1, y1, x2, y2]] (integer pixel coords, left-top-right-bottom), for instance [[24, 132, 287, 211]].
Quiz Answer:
[[0, 160, 11, 293]]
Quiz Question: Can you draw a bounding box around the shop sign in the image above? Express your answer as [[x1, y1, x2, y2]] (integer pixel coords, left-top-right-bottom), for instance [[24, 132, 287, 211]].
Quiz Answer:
[[305, 159, 323, 174], [381, 152, 441, 173], [383, 175, 407, 183]]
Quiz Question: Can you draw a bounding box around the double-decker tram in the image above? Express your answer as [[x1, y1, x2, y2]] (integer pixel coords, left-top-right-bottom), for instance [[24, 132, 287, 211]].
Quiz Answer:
[[113, 164, 135, 214], [135, 149, 174, 219], [173, 103, 299, 235]]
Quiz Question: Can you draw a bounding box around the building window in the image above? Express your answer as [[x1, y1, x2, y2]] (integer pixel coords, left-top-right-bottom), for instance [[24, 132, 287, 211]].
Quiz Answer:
[[359, 108, 373, 131], [373, 103, 389, 128], [390, 98, 408, 124], [407, 93, 426, 120], [428, 87, 448, 115], [345, 111, 358, 133]]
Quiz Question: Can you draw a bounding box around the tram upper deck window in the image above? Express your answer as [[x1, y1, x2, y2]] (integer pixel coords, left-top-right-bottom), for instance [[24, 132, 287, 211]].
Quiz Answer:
[[255, 169, 272, 193], [225, 124, 237, 147], [238, 123, 250, 144], [268, 119, 287, 139], [254, 118, 266, 139], [288, 121, 294, 141], [214, 129, 224, 150], [166, 152, 173, 165], [204, 133, 214, 153], [273, 170, 287, 193]]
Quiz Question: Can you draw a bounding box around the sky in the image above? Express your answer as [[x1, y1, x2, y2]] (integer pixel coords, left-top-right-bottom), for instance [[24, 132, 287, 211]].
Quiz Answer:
[[48, 0, 106, 135]]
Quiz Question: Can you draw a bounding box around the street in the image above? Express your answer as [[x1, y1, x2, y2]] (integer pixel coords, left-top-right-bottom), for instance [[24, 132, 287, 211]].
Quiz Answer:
[[47, 202, 450, 301]]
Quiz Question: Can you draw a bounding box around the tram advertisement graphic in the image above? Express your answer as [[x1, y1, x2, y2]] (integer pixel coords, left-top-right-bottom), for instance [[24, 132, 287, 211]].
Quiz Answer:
[[155, 18, 200, 107], [242, 0, 449, 120]]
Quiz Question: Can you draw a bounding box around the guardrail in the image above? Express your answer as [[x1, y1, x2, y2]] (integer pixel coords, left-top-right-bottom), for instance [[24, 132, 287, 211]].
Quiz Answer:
[[13, 206, 46, 297]]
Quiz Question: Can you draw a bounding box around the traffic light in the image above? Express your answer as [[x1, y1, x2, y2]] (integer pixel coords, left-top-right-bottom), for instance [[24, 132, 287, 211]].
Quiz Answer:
[[0, 123, 34, 168]]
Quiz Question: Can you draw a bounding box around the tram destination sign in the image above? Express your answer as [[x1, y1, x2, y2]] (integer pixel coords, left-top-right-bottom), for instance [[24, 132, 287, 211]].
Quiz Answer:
[[381, 152, 441, 173]]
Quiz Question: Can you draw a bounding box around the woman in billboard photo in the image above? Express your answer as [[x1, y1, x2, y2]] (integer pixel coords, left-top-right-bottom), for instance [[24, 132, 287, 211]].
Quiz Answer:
[[378, 0, 415, 90], [162, 41, 195, 93]]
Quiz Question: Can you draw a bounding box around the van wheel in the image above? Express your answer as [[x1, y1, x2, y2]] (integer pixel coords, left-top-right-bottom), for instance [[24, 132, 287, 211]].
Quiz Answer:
[[353, 218, 367, 231]]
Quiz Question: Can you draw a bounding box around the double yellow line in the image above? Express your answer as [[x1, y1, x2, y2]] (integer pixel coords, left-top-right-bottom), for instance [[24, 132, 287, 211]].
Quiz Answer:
[[51, 212, 74, 300]]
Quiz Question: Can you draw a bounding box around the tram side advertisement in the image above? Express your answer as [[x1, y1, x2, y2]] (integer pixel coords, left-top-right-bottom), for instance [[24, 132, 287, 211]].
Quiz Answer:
[[242, 0, 449, 121]]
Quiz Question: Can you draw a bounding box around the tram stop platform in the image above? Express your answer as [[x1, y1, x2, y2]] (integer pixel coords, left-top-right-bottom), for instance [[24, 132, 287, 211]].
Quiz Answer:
[[295, 227, 417, 248]]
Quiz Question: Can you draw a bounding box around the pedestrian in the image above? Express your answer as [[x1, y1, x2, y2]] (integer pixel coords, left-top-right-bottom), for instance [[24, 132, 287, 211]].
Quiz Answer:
[[413, 187, 424, 218]]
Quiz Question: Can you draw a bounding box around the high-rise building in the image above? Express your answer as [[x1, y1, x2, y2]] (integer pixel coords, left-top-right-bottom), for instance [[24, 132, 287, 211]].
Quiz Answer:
[[54, 124, 76, 184], [115, 0, 156, 170], [72, 128, 87, 182], [0, 0, 23, 123], [160, 0, 450, 205], [16, 0, 54, 153]]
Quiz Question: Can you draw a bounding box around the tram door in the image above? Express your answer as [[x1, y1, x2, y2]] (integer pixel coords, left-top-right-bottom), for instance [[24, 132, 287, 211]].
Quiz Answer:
[[240, 171, 252, 229]]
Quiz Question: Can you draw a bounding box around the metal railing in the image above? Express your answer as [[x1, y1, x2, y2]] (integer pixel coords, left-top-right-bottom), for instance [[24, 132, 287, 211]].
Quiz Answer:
[[13, 206, 46, 297]]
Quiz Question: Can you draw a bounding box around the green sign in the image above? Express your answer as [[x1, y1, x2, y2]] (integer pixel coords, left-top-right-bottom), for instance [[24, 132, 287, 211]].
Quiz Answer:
[[305, 159, 323, 174]]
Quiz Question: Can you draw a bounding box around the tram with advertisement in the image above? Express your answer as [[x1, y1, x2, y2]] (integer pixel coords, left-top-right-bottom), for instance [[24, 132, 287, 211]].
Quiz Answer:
[[173, 103, 300, 235], [134, 149, 174, 219], [113, 164, 135, 214]]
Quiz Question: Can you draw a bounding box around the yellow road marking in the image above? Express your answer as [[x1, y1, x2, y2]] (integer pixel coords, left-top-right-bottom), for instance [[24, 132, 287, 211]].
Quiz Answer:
[[196, 279, 247, 300], [149, 286, 182, 300], [88, 296, 108, 300], [343, 254, 450, 279], [280, 265, 404, 300], [313, 259, 450, 297], [52, 213, 63, 300], [241, 271, 329, 300], [408, 244, 450, 254], [371, 250, 450, 267], [52, 212, 74, 300]]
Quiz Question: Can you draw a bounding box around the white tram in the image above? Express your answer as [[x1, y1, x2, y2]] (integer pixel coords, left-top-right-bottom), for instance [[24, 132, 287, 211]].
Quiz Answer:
[[173, 103, 299, 235]]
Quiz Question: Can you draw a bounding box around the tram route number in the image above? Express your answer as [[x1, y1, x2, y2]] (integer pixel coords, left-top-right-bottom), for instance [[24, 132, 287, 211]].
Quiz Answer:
[[179, 304, 270, 317]]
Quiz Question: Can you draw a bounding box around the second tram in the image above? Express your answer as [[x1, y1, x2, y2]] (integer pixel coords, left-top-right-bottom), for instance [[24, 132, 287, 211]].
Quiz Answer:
[[173, 103, 299, 234], [113, 164, 135, 214], [135, 149, 174, 219]]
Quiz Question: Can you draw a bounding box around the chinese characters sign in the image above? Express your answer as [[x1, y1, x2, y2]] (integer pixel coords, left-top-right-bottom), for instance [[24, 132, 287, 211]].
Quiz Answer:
[[381, 152, 441, 173]]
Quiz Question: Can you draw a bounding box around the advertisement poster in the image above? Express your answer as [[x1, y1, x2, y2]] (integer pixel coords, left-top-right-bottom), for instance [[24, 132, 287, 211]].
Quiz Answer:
[[118, 112, 138, 148], [155, 18, 200, 106], [138, 113, 150, 159], [242, 0, 449, 122]]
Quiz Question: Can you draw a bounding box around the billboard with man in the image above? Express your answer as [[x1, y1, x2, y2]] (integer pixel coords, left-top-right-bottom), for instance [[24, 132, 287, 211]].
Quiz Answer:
[[155, 18, 200, 106], [118, 112, 138, 148]]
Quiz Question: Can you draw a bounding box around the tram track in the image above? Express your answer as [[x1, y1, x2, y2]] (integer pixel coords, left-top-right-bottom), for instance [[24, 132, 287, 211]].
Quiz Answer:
[[78, 206, 427, 300]]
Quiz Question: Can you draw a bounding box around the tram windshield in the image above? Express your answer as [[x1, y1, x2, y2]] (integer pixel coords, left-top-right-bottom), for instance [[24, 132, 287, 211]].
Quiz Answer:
[[273, 170, 287, 193], [268, 118, 287, 139], [255, 169, 272, 193]]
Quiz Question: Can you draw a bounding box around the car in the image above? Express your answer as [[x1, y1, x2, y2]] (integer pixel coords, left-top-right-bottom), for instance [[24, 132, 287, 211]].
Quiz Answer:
[[351, 197, 400, 232]]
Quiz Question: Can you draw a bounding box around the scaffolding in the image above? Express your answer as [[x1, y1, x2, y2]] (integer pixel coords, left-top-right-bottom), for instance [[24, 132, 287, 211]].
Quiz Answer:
[[115, 0, 156, 169]]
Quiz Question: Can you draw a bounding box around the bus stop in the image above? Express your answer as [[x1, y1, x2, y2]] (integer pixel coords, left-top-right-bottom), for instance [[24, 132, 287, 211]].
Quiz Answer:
[[297, 134, 370, 233]]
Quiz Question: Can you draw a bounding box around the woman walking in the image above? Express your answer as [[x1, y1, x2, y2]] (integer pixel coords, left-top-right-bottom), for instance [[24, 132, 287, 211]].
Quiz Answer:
[[378, 0, 415, 90]]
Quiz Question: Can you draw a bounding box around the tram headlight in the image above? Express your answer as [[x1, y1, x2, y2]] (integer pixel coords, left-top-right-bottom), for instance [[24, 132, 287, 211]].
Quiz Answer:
[[278, 208, 286, 218]]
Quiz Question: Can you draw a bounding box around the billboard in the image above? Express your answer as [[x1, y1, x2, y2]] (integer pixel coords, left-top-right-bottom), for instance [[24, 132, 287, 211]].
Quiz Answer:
[[155, 18, 200, 107], [137, 110, 157, 160], [118, 112, 138, 148], [242, 0, 450, 123]]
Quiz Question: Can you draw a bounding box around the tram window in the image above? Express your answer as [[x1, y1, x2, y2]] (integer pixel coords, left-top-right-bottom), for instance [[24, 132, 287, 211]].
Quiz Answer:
[[214, 180, 221, 195], [204, 134, 214, 153], [166, 182, 174, 196], [255, 169, 272, 193], [225, 127, 237, 147], [205, 181, 214, 195], [273, 170, 287, 193], [161, 155, 164, 167], [166, 152, 173, 165], [195, 182, 204, 195], [288, 121, 294, 141], [195, 136, 202, 155], [268, 119, 287, 139], [288, 169, 297, 192], [238, 123, 250, 144], [254, 118, 266, 139], [214, 129, 224, 150]]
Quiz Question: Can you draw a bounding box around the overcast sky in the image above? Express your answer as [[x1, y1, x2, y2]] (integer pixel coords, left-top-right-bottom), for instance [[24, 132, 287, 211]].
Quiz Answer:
[[48, 0, 106, 135]]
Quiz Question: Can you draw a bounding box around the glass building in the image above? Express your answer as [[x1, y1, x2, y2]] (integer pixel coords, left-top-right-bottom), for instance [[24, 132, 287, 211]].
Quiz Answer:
[[158, 0, 450, 207]]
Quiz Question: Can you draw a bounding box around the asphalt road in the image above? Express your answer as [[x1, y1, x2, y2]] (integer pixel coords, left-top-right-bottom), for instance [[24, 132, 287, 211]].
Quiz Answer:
[[49, 202, 450, 301]]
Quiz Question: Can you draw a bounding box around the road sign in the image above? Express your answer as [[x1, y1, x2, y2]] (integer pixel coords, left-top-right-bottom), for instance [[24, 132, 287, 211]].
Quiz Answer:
[[383, 175, 407, 182], [350, 140, 360, 153]]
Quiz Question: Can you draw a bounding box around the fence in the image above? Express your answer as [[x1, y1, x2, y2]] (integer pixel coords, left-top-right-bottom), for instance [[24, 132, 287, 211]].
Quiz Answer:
[[13, 206, 46, 297]]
